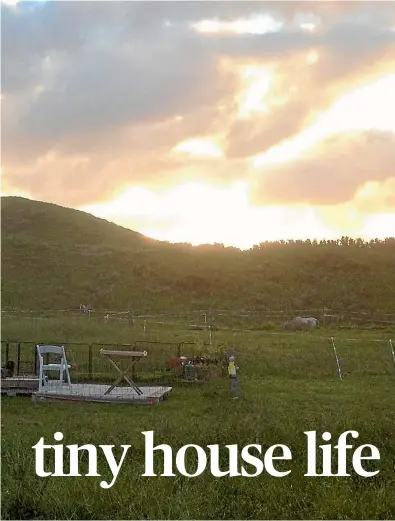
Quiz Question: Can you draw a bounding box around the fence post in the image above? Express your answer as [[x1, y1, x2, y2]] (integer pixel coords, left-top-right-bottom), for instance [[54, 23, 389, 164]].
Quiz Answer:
[[129, 312, 134, 327], [16, 342, 21, 375], [5, 341, 9, 364], [389, 339, 395, 371], [88, 344, 93, 379], [331, 337, 343, 380], [33, 343, 38, 375]]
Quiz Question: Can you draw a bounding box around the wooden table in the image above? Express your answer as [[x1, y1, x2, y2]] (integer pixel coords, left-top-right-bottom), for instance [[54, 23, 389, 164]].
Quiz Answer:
[[99, 349, 147, 396]]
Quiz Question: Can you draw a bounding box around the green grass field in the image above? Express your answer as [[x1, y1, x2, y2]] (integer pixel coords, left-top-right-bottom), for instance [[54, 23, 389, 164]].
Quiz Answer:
[[2, 317, 395, 519]]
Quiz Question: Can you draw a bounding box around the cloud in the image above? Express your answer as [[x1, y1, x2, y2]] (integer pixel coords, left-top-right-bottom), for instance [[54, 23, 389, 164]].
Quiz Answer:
[[249, 131, 395, 206], [353, 178, 395, 214], [3, 2, 394, 139], [223, 23, 395, 159], [1, 134, 249, 207], [2, 31, 233, 142], [1, 0, 395, 212]]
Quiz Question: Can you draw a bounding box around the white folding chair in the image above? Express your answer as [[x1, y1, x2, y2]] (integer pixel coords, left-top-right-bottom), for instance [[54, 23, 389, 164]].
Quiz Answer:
[[36, 345, 71, 390]]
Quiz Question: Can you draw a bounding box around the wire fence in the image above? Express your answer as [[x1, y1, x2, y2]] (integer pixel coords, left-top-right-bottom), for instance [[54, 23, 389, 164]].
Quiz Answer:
[[2, 333, 395, 383], [2, 307, 395, 328]]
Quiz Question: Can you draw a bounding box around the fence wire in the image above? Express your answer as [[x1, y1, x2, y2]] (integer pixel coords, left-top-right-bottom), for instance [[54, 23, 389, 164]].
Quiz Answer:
[[2, 333, 394, 382]]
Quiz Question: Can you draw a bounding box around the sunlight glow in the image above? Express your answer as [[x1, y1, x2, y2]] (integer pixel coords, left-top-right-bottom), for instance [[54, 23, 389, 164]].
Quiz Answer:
[[359, 213, 395, 239], [73, 68, 395, 248], [357, 182, 376, 199], [252, 74, 395, 168], [300, 22, 316, 32], [0, 172, 31, 198], [83, 187, 157, 218], [171, 138, 224, 158], [236, 66, 273, 118], [306, 50, 319, 65], [81, 181, 342, 249], [192, 15, 283, 35], [352, 179, 395, 214]]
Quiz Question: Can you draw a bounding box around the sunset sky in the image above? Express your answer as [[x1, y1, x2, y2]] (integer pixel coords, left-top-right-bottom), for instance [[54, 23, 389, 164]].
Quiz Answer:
[[1, 1, 395, 248]]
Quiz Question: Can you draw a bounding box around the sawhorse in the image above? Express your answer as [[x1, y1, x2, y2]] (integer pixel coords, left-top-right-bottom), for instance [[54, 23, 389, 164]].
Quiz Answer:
[[99, 349, 147, 396]]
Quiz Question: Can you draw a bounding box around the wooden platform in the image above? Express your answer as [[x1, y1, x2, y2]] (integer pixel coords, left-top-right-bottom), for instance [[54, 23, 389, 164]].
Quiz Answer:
[[32, 381, 172, 405], [1, 376, 40, 396]]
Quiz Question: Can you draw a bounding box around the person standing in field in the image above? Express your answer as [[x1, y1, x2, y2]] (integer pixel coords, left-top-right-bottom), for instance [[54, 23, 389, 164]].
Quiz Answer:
[[228, 355, 241, 398]]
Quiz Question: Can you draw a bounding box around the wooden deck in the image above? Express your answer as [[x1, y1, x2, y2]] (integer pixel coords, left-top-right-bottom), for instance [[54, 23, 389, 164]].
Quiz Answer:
[[32, 381, 172, 405], [1, 376, 40, 396]]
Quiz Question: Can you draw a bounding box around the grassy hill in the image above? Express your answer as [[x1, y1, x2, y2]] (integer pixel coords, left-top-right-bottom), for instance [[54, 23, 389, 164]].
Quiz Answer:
[[2, 196, 395, 313]]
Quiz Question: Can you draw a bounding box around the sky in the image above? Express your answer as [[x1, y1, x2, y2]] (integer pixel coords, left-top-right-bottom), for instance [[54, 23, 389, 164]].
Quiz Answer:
[[1, 0, 395, 249]]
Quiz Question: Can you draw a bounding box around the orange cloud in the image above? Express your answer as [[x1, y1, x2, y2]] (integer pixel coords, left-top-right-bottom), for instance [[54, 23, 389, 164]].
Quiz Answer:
[[249, 130, 395, 206]]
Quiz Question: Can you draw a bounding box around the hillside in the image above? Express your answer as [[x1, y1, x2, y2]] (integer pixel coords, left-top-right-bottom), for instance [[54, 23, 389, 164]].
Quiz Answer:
[[1, 196, 395, 313]]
